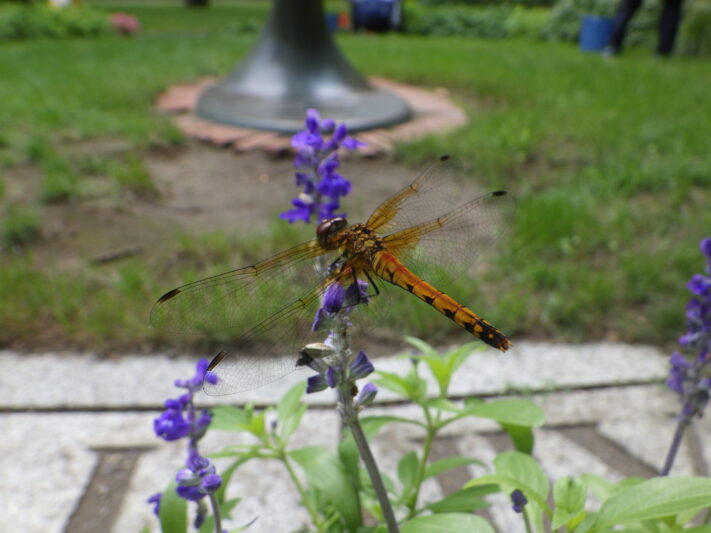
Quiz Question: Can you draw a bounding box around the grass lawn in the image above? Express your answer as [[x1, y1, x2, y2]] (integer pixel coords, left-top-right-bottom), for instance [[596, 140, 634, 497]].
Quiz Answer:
[[1, 2, 710, 352]]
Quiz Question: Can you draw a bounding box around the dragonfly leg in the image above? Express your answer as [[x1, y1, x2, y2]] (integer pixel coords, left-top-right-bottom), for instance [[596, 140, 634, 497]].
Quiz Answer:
[[364, 270, 381, 298]]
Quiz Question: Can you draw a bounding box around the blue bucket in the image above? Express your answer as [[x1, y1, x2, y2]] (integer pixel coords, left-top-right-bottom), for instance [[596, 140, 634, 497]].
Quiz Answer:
[[579, 15, 615, 52], [352, 0, 400, 32]]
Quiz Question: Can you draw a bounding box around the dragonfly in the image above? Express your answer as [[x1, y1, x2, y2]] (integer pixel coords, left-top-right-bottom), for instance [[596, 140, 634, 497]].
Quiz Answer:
[[150, 155, 515, 395]]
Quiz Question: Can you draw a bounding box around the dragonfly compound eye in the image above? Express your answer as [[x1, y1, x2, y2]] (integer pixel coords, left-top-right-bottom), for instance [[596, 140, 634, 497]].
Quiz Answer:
[[317, 217, 348, 249]]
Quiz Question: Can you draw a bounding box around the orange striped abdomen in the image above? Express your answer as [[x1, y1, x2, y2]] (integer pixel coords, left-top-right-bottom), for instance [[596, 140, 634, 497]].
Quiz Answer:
[[371, 252, 511, 351]]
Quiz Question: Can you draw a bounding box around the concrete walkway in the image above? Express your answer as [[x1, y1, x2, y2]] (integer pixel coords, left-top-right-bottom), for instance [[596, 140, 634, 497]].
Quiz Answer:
[[2, 343, 708, 533]]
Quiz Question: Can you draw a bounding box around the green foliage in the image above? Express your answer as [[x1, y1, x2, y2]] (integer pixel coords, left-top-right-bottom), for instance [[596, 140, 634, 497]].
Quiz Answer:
[[679, 0, 711, 57], [153, 340, 711, 532], [157, 481, 187, 533], [420, 0, 556, 6], [404, 3, 550, 40], [404, 4, 512, 38], [202, 343, 546, 532], [504, 5, 551, 38], [0, 3, 709, 349], [108, 153, 158, 198], [546, 0, 660, 45], [40, 156, 80, 203], [0, 4, 111, 41], [1, 202, 40, 248]]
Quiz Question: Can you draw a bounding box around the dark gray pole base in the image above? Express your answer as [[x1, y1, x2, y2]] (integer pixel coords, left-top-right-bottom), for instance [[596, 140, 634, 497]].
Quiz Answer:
[[195, 0, 411, 134]]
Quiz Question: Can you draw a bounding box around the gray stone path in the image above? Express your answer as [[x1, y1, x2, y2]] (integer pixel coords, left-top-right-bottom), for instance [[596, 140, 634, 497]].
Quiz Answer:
[[2, 342, 708, 533]]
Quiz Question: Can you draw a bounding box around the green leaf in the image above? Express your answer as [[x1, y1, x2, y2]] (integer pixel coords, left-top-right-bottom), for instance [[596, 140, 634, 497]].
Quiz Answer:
[[290, 445, 362, 532], [464, 399, 545, 427], [210, 405, 250, 431], [400, 512, 495, 533], [465, 475, 550, 513], [581, 474, 645, 502], [552, 476, 587, 529], [338, 429, 361, 486], [419, 342, 476, 395], [501, 423, 534, 454], [555, 476, 587, 514], [423, 397, 460, 412], [593, 477, 711, 530], [424, 456, 485, 479], [374, 370, 427, 402], [158, 481, 187, 533], [425, 486, 495, 513], [214, 459, 247, 504], [398, 451, 419, 494], [210, 405, 266, 438], [494, 451, 549, 501], [360, 415, 424, 437], [404, 336, 441, 358], [276, 382, 307, 442], [466, 451, 552, 531]]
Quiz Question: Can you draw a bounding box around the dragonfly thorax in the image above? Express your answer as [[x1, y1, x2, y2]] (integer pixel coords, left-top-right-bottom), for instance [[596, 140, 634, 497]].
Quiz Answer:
[[316, 217, 349, 250]]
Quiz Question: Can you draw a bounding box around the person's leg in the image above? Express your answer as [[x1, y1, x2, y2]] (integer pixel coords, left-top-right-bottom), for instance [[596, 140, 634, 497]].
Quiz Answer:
[[607, 0, 645, 53], [657, 0, 685, 55]]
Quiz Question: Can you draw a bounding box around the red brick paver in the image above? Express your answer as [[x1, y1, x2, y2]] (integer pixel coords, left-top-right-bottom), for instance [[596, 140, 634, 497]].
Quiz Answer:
[[156, 77, 468, 156]]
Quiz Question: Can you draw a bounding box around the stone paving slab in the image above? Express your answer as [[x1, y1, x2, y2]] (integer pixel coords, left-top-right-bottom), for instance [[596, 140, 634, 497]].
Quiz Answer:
[[5, 385, 706, 533], [5, 343, 705, 533], [0, 342, 668, 410]]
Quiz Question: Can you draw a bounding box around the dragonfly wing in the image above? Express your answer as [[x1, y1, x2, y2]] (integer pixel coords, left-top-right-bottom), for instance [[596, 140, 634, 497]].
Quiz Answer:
[[201, 288, 323, 395], [202, 268, 365, 395], [366, 155, 464, 235], [381, 190, 516, 282], [150, 240, 325, 336]]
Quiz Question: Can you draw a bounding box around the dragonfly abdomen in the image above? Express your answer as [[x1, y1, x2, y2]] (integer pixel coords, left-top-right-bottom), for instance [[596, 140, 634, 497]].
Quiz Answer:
[[373, 252, 512, 352]]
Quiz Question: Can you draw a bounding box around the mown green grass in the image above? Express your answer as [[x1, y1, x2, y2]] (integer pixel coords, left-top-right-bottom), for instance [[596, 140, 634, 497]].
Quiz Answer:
[[0, 3, 709, 351]]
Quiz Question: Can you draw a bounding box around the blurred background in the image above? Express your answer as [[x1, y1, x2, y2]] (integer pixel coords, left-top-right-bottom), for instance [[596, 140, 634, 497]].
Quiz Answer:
[[1, 0, 710, 358]]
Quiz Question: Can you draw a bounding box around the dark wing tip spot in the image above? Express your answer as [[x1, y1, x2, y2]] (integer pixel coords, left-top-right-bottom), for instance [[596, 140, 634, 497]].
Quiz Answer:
[[492, 190, 508, 197], [439, 154, 451, 162], [207, 350, 227, 372], [157, 287, 181, 303]]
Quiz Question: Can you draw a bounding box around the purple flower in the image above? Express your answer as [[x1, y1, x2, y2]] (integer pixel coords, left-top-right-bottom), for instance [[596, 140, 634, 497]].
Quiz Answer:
[[701, 237, 711, 260], [687, 274, 711, 297], [306, 374, 328, 394], [174, 358, 211, 392], [281, 108, 365, 225], [154, 408, 190, 441], [151, 359, 222, 521], [175, 450, 222, 502], [200, 474, 223, 493], [667, 237, 711, 420], [356, 382, 378, 407], [177, 484, 204, 502], [350, 351, 374, 379], [326, 366, 339, 388], [147, 493, 161, 517], [510, 489, 528, 513], [323, 283, 346, 313]]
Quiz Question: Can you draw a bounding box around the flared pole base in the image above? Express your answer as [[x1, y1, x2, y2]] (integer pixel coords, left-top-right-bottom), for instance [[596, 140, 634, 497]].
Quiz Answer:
[[195, 0, 411, 133]]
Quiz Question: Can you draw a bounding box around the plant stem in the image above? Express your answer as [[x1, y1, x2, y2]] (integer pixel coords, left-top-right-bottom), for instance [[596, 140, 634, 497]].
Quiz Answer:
[[208, 493, 222, 533], [343, 395, 400, 533], [281, 450, 326, 530], [660, 413, 692, 476], [522, 508, 533, 533], [331, 314, 399, 532], [406, 411, 436, 518]]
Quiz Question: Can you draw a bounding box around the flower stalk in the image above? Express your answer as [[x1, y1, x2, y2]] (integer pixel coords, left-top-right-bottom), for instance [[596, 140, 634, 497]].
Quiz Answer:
[[330, 314, 401, 533], [660, 237, 711, 476]]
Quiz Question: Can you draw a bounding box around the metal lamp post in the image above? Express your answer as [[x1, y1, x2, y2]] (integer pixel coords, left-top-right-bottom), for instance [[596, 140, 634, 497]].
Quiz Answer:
[[196, 0, 411, 133]]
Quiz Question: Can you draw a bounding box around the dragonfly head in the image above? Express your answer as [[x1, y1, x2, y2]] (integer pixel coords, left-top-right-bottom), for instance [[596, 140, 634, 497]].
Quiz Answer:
[[316, 217, 348, 249]]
